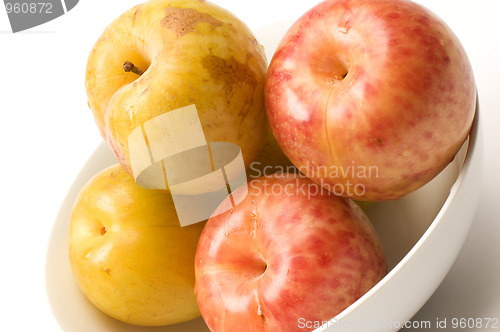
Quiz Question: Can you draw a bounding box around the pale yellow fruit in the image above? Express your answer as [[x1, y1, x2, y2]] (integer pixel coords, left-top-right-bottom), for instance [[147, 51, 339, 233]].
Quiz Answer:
[[85, 0, 268, 177], [68, 164, 205, 326]]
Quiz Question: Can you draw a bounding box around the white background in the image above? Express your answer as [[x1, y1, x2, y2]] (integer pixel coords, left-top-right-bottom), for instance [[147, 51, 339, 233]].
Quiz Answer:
[[1, 0, 499, 330]]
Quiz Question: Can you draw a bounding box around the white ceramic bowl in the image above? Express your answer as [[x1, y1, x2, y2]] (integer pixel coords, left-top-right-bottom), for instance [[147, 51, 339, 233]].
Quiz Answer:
[[45, 21, 483, 332]]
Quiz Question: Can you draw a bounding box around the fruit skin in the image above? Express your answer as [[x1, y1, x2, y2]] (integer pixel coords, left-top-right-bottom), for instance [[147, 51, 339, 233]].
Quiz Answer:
[[86, 0, 268, 176], [68, 164, 205, 326], [247, 129, 295, 179], [194, 174, 387, 332], [265, 0, 476, 201]]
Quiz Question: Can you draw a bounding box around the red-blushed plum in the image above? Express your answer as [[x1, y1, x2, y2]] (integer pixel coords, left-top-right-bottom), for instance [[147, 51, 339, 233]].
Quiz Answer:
[[265, 0, 476, 201], [194, 174, 387, 331]]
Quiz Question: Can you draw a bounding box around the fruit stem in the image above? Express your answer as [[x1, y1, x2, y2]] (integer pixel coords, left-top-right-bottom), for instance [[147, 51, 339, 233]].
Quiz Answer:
[[123, 61, 145, 76]]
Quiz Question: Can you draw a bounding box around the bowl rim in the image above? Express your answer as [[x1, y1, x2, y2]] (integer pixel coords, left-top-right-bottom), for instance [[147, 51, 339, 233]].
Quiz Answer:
[[317, 95, 483, 331]]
